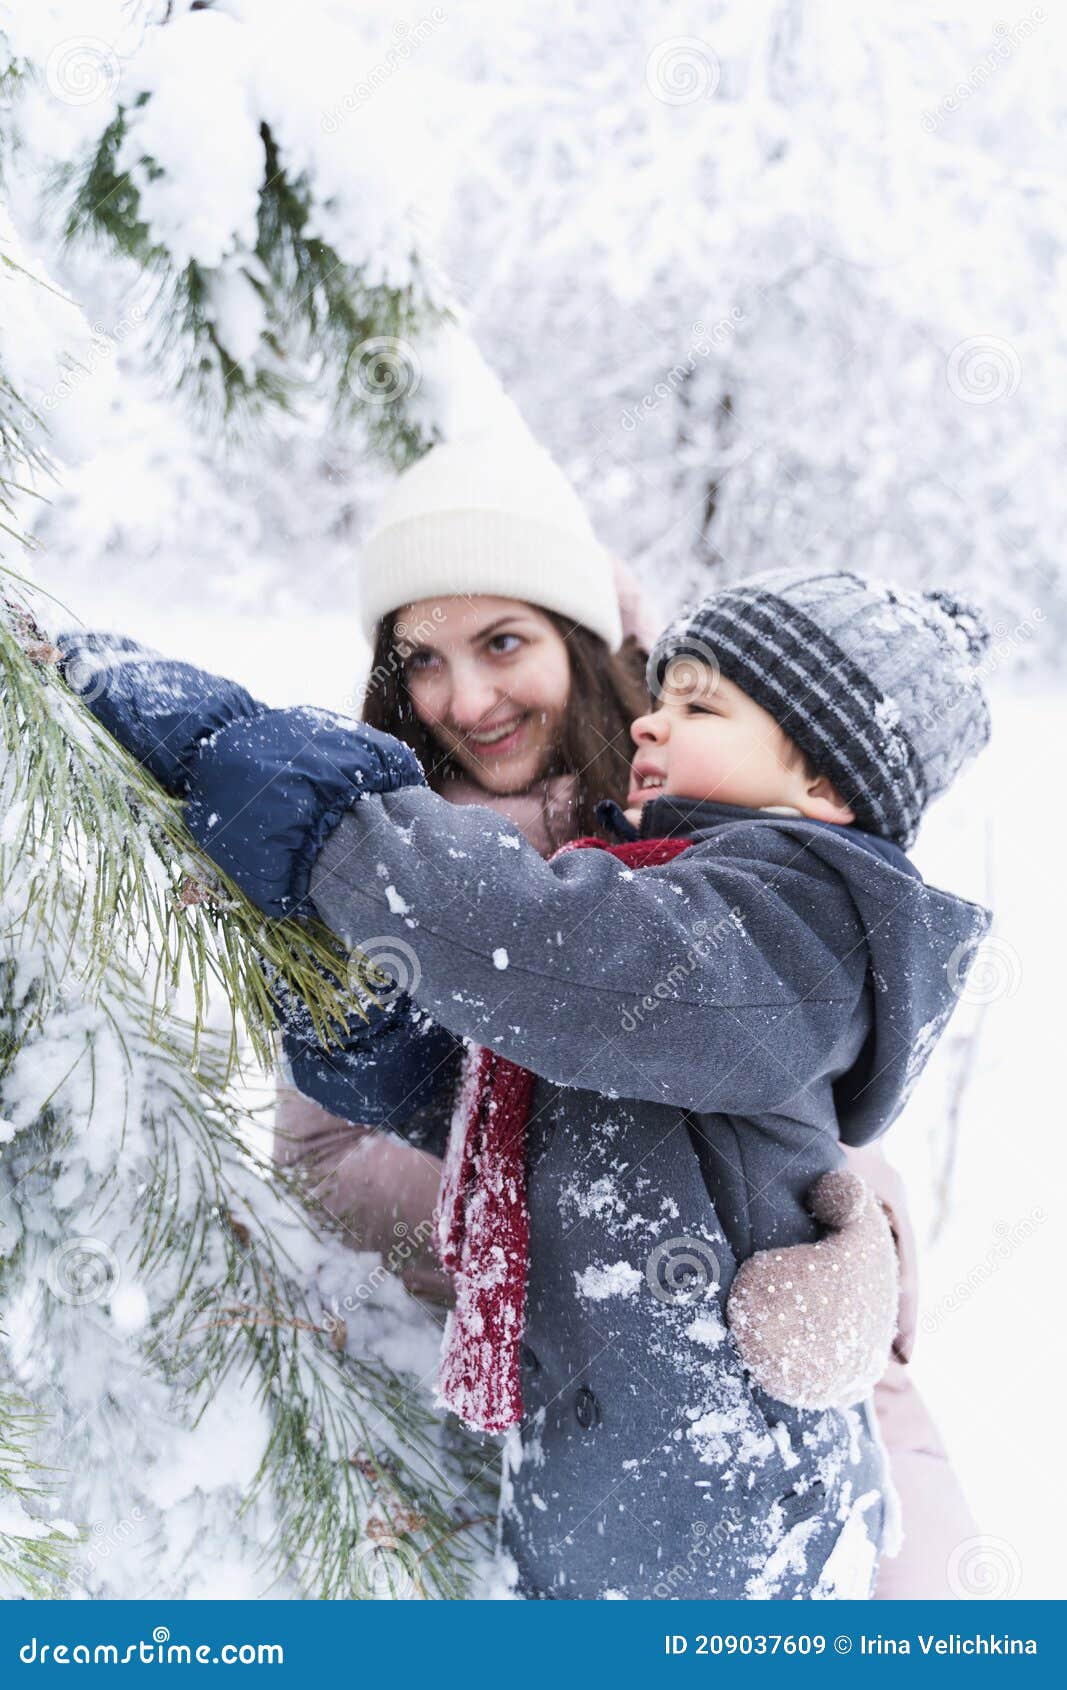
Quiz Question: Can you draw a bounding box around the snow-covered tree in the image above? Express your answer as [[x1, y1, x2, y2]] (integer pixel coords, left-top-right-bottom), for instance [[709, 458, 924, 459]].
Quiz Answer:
[[423, 0, 1067, 646], [0, 196, 494, 1599], [6, 0, 1062, 654], [1, 0, 537, 635], [6, 0, 455, 454], [0, 1385, 76, 1594], [0, 749, 491, 1597]]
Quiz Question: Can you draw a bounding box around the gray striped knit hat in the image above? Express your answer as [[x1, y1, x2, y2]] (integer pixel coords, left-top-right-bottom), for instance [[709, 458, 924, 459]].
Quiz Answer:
[[647, 568, 991, 848]]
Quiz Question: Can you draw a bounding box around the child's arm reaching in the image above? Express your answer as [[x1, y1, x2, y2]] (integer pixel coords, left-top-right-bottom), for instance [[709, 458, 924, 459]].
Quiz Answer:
[[52, 638, 866, 1118], [52, 639, 901, 1411], [305, 784, 869, 1117], [307, 784, 903, 1409], [53, 627, 465, 1134], [51, 629, 425, 916]]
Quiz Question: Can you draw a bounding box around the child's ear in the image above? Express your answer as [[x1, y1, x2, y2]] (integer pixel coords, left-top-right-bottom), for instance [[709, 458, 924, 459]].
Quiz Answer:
[[801, 774, 856, 826]]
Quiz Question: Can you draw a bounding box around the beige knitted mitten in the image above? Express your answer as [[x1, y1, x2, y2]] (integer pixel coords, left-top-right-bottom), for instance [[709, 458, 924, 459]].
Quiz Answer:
[[725, 1169, 899, 1410]]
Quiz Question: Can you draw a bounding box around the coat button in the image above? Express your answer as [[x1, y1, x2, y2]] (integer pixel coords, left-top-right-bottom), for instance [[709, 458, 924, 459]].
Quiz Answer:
[[574, 1386, 601, 1429], [779, 1478, 827, 1524], [521, 1344, 540, 1371]]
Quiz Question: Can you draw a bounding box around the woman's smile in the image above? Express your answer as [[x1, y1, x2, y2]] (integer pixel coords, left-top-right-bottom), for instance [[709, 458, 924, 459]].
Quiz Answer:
[[465, 712, 529, 756]]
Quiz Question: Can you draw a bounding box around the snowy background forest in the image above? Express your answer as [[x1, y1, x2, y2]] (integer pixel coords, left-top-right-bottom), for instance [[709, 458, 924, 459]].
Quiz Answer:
[[0, 0, 1064, 1598]]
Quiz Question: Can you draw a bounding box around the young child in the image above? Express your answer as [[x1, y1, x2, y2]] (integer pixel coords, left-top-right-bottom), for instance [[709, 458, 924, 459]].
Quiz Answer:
[[54, 567, 992, 1600]]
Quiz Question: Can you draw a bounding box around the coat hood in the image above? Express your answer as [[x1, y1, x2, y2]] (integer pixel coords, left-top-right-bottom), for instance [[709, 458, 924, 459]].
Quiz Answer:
[[604, 795, 993, 1147]]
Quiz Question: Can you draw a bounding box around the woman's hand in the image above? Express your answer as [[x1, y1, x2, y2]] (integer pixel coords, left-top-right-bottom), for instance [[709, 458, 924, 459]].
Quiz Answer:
[[267, 952, 462, 1132], [726, 1168, 900, 1410]]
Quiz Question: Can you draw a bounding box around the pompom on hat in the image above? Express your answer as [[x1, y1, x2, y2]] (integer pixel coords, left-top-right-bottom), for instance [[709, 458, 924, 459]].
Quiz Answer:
[[356, 433, 624, 650], [647, 568, 992, 848]]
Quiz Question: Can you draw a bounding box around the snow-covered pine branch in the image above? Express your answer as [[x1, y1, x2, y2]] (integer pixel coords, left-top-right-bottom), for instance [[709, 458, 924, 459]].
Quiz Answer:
[[0, 1386, 78, 1594], [1, 2, 564, 625], [10, 1, 457, 455], [0, 575, 498, 1599], [0, 177, 496, 1600], [0, 835, 492, 1596]]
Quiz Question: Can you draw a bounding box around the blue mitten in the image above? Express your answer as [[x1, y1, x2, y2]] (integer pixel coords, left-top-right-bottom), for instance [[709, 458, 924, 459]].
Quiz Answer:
[[56, 630, 442, 1109], [270, 958, 463, 1130], [54, 630, 262, 795], [184, 706, 426, 918], [54, 631, 426, 918]]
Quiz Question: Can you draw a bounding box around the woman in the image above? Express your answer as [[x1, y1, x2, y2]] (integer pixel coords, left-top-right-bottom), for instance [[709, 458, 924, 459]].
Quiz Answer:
[[273, 431, 657, 1298], [273, 432, 981, 1598]]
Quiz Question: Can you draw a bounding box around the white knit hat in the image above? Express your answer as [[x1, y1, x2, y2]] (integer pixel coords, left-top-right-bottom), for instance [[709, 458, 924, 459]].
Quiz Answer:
[[357, 434, 624, 650]]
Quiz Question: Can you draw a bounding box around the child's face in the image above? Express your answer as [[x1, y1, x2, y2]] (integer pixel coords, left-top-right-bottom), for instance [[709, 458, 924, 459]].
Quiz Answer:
[[625, 663, 854, 825]]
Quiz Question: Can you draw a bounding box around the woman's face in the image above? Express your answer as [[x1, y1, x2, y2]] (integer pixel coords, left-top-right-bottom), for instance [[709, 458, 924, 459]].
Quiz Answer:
[[397, 595, 572, 792]]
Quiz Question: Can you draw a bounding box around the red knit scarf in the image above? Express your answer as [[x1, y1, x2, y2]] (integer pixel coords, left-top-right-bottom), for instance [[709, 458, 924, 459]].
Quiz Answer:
[[431, 833, 695, 1433]]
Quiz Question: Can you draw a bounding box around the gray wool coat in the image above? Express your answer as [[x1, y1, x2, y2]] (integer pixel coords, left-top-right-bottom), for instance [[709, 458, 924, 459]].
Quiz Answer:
[[307, 790, 991, 1600]]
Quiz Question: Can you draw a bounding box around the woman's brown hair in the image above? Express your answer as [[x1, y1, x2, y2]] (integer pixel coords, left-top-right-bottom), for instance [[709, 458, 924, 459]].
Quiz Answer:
[[361, 607, 650, 849]]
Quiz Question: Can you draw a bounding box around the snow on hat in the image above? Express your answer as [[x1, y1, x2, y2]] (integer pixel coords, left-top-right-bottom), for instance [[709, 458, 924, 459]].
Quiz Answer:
[[647, 568, 992, 848], [356, 434, 624, 650]]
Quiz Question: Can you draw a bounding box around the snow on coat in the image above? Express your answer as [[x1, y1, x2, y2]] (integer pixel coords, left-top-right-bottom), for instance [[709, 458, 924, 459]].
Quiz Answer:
[[306, 787, 991, 1599]]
